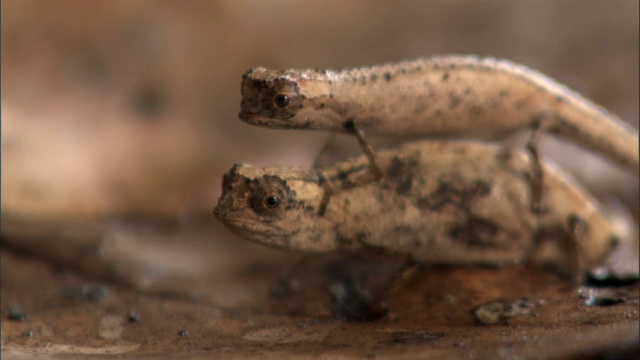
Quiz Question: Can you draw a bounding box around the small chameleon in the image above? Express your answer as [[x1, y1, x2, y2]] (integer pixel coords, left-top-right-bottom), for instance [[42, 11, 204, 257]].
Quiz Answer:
[[239, 56, 639, 205], [214, 140, 633, 278]]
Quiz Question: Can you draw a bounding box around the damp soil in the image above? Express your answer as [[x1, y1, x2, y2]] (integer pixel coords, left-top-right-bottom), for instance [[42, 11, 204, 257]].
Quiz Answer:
[[2, 237, 638, 359]]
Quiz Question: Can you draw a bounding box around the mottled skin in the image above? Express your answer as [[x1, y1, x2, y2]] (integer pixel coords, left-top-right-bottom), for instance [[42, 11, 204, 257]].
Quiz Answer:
[[240, 55, 639, 171], [214, 140, 628, 273]]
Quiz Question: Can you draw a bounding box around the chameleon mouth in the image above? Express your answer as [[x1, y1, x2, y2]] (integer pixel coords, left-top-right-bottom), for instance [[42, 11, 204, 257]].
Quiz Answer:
[[239, 113, 269, 125], [239, 114, 302, 129], [213, 207, 289, 244]]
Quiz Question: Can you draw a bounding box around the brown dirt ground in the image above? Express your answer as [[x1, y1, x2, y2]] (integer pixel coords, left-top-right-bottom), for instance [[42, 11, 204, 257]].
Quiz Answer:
[[3, 235, 639, 359]]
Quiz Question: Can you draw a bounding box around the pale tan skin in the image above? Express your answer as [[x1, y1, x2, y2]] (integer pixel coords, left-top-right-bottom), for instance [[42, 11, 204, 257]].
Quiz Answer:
[[214, 140, 629, 275], [240, 55, 639, 171]]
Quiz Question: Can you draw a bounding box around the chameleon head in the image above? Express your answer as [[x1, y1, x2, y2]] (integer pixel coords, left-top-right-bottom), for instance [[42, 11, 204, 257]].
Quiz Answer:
[[239, 67, 340, 130], [213, 163, 335, 251]]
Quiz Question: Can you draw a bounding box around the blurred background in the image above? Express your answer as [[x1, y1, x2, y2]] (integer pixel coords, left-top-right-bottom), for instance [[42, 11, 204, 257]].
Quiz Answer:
[[1, 1, 638, 355], [3, 0, 638, 223]]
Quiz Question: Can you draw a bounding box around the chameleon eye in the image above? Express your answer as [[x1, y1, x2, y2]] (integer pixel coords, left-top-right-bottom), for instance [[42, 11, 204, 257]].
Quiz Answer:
[[265, 195, 280, 208], [273, 94, 290, 108], [250, 179, 289, 216]]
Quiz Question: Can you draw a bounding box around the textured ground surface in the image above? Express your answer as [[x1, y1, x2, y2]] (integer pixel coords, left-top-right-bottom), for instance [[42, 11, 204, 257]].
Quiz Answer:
[[3, 235, 639, 359]]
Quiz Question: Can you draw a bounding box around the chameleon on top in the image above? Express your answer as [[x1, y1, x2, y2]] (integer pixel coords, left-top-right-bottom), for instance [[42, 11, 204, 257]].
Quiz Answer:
[[240, 55, 639, 171]]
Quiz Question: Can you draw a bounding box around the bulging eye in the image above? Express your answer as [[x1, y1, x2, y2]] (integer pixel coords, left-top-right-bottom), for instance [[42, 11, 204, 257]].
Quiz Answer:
[[265, 195, 280, 208], [250, 179, 289, 216], [273, 94, 290, 108]]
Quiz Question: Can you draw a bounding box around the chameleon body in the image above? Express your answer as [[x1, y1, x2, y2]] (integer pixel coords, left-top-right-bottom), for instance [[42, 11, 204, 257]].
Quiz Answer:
[[214, 140, 630, 273], [240, 55, 638, 171]]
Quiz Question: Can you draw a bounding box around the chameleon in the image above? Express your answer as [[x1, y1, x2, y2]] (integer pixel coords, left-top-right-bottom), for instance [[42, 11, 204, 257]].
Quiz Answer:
[[239, 55, 639, 201], [214, 140, 634, 278]]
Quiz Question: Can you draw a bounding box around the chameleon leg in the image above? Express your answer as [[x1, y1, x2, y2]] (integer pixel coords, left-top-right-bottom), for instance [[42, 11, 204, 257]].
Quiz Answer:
[[344, 119, 383, 184], [272, 253, 316, 297], [316, 120, 383, 216], [316, 171, 335, 216], [530, 215, 588, 283], [567, 214, 588, 284], [384, 256, 419, 296], [526, 125, 547, 214]]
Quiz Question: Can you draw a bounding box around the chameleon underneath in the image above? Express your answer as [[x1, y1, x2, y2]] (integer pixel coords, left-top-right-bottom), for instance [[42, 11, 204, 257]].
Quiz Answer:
[[214, 140, 634, 277], [240, 55, 639, 174]]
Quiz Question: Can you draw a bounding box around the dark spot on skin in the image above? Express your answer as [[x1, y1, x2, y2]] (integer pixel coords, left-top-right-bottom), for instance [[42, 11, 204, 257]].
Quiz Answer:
[[448, 92, 462, 110], [442, 72, 450, 81], [132, 84, 166, 118], [370, 73, 378, 81], [467, 104, 483, 117], [434, 110, 442, 118], [470, 180, 491, 195], [464, 88, 472, 95], [384, 73, 392, 81], [393, 225, 414, 234], [556, 116, 578, 134], [335, 236, 353, 249], [385, 155, 419, 196], [416, 182, 458, 211], [449, 215, 500, 249], [499, 90, 509, 97], [496, 149, 513, 162], [555, 95, 565, 102], [416, 180, 491, 211]]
